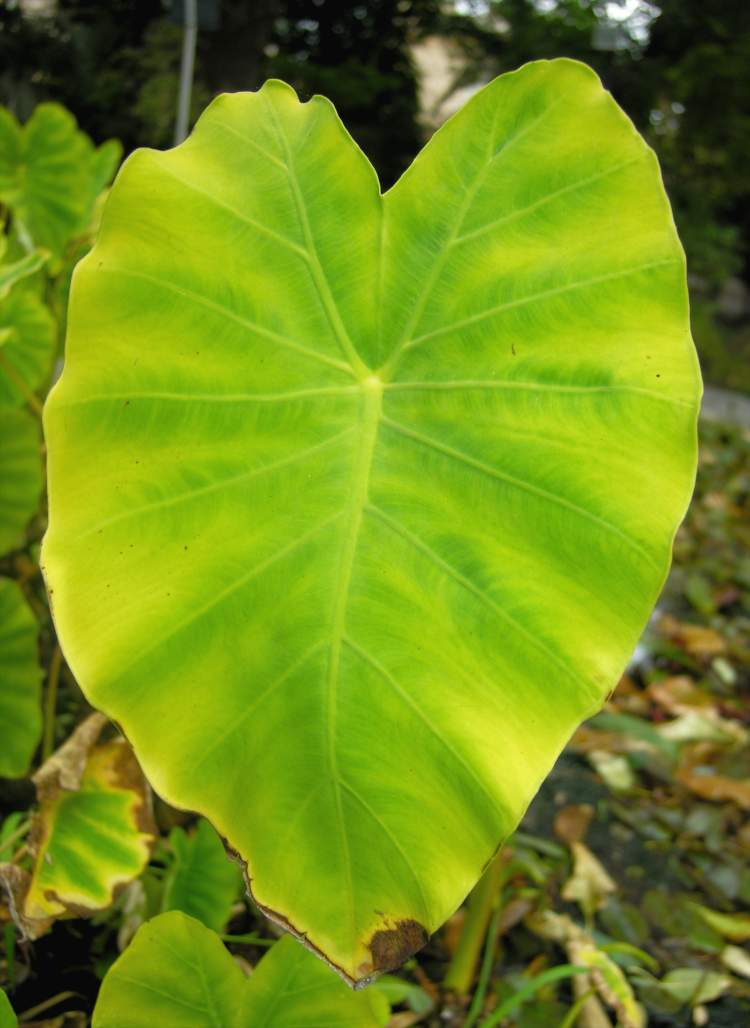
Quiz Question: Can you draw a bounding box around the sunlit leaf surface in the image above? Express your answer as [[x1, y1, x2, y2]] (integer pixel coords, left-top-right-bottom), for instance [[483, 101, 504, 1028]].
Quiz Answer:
[[44, 60, 701, 981]]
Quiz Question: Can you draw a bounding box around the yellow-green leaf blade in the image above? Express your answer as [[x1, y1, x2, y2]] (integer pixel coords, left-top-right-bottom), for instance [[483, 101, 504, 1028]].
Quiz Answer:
[[43, 60, 700, 983]]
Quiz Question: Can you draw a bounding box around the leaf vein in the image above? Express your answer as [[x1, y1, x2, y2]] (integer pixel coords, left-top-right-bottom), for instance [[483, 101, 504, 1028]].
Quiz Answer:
[[380, 415, 658, 570]]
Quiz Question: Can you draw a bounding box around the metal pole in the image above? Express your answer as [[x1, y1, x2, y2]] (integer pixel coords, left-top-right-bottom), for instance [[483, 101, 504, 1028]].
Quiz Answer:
[[174, 0, 198, 145]]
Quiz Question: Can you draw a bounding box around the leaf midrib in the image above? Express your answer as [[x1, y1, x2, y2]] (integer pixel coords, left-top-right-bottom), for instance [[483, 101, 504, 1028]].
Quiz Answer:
[[324, 376, 383, 943]]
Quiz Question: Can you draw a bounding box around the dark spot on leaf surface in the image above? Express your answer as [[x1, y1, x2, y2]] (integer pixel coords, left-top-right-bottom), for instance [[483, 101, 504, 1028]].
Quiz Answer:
[[369, 919, 428, 972]]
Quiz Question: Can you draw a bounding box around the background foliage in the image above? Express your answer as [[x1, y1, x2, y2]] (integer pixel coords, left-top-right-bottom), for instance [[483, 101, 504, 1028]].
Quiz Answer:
[[1, 1, 749, 390]]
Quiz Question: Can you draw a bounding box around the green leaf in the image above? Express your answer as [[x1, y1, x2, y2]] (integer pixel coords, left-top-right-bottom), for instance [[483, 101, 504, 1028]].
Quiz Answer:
[[0, 990, 16, 1028], [92, 911, 389, 1027], [0, 103, 117, 256], [0, 407, 41, 554], [688, 901, 750, 942], [0, 578, 42, 778], [0, 287, 56, 407], [161, 819, 242, 932], [630, 966, 730, 1011], [0, 250, 48, 299], [43, 60, 701, 982], [22, 725, 154, 930]]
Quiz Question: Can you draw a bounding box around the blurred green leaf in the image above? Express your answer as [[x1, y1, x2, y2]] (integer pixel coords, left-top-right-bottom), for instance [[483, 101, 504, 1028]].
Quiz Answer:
[[0, 251, 48, 299], [0, 407, 42, 554], [161, 818, 242, 933], [373, 973, 433, 1014], [0, 578, 42, 778], [0, 103, 119, 256], [0, 287, 55, 407], [0, 989, 16, 1028]]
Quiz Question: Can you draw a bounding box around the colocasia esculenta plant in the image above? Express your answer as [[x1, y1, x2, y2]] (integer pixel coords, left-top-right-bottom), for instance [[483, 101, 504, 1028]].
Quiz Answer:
[[42, 58, 700, 1019]]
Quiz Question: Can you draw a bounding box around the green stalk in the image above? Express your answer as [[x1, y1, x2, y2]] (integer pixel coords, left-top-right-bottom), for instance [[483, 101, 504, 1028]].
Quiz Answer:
[[0, 819, 29, 858], [479, 965, 588, 1028], [463, 902, 503, 1028], [559, 988, 596, 1028], [444, 853, 506, 996]]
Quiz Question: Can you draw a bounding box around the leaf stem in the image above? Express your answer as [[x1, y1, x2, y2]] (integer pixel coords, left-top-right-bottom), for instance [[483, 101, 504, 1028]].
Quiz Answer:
[[463, 901, 503, 1028], [445, 853, 506, 996], [479, 965, 588, 1028]]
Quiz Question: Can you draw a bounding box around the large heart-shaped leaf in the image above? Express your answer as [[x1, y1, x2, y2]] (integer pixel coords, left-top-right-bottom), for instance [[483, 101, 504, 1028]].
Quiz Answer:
[[0, 578, 41, 778], [93, 911, 389, 1027], [43, 59, 700, 983]]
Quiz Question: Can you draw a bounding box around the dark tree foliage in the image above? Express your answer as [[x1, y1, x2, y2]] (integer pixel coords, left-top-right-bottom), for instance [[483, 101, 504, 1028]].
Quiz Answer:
[[0, 1, 747, 291], [0, 0, 441, 188]]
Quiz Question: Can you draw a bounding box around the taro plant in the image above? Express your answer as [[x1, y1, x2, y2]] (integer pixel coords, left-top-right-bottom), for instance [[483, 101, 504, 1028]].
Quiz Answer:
[[41, 56, 701, 1009]]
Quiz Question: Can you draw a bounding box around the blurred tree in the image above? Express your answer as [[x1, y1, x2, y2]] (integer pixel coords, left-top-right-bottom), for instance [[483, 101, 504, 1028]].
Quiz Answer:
[[1, 0, 748, 382], [642, 0, 750, 286], [0, 0, 441, 187]]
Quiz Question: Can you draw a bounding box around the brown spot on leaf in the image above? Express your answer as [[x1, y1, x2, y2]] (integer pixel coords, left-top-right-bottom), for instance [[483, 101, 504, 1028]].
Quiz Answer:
[[369, 919, 428, 972]]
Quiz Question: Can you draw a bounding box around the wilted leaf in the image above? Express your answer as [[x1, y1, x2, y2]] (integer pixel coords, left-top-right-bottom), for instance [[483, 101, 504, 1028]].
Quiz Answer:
[[554, 804, 594, 844], [0, 407, 42, 554], [677, 761, 750, 809], [92, 911, 389, 1027], [43, 60, 700, 981], [571, 944, 644, 1028], [527, 911, 641, 1027], [161, 818, 241, 932], [647, 676, 713, 715], [0, 577, 42, 777], [19, 718, 155, 933], [658, 615, 727, 660], [588, 751, 637, 792], [659, 711, 746, 745], [562, 842, 616, 917]]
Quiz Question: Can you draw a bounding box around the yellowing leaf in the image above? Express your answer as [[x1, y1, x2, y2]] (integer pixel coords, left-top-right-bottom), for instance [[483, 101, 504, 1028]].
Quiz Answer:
[[561, 841, 616, 916], [21, 717, 154, 931]]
